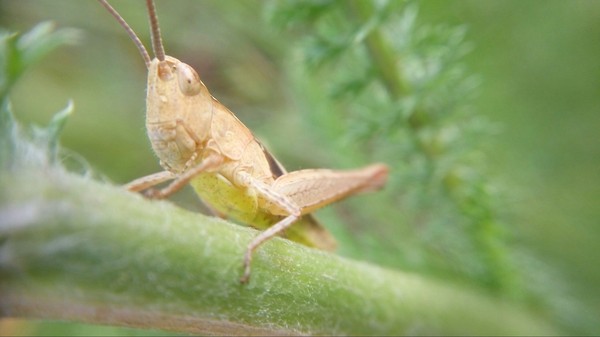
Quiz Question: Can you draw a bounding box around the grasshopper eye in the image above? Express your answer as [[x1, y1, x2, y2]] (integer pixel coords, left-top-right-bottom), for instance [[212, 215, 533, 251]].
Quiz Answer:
[[176, 63, 202, 96]]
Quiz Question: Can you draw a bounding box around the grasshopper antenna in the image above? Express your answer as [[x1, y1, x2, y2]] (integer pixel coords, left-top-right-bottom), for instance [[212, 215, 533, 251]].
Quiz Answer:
[[97, 0, 151, 68], [146, 0, 166, 62]]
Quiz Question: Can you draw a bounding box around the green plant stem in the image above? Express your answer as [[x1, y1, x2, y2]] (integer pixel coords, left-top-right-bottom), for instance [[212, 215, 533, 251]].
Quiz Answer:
[[345, 0, 408, 100], [343, 1, 433, 158], [0, 165, 558, 335]]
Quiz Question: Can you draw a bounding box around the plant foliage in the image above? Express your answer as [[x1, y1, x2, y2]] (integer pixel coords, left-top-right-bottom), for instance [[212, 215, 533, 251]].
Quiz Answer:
[[267, 0, 516, 293]]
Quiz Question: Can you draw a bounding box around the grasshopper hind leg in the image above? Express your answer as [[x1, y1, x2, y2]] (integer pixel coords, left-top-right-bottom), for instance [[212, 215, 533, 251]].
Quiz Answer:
[[240, 214, 299, 284], [235, 171, 302, 283], [238, 164, 388, 283]]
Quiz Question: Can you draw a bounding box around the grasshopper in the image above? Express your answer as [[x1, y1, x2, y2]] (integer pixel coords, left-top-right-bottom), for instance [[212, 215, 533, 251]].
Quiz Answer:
[[98, 0, 389, 283]]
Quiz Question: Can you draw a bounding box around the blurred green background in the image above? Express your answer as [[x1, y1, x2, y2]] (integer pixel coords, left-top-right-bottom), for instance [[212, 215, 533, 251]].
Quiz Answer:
[[1, 0, 598, 335]]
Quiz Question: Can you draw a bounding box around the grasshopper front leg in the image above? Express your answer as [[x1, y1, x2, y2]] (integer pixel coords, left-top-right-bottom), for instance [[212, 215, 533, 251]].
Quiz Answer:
[[144, 154, 224, 199], [127, 152, 223, 199], [238, 163, 388, 283]]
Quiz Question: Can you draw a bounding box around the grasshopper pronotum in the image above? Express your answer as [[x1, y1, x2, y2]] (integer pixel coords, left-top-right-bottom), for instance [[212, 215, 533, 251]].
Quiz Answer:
[[98, 0, 389, 283]]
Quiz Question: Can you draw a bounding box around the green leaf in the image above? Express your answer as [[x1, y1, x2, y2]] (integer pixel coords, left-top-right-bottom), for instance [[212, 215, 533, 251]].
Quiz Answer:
[[0, 98, 17, 169], [31, 100, 74, 163], [0, 22, 80, 98]]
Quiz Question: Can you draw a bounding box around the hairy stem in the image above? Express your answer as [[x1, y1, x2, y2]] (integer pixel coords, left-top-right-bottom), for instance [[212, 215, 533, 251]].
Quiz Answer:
[[0, 166, 557, 335]]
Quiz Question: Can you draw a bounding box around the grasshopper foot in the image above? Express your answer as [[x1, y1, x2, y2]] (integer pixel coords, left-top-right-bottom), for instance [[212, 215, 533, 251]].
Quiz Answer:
[[239, 250, 253, 284], [143, 188, 166, 199]]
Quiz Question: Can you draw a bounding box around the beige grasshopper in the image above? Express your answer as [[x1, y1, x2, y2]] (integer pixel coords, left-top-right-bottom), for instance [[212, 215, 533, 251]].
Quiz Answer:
[[99, 0, 388, 283]]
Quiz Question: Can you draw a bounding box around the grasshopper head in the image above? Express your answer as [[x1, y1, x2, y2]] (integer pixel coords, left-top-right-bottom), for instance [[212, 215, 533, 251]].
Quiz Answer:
[[148, 55, 210, 101], [146, 56, 213, 172], [146, 56, 212, 124]]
